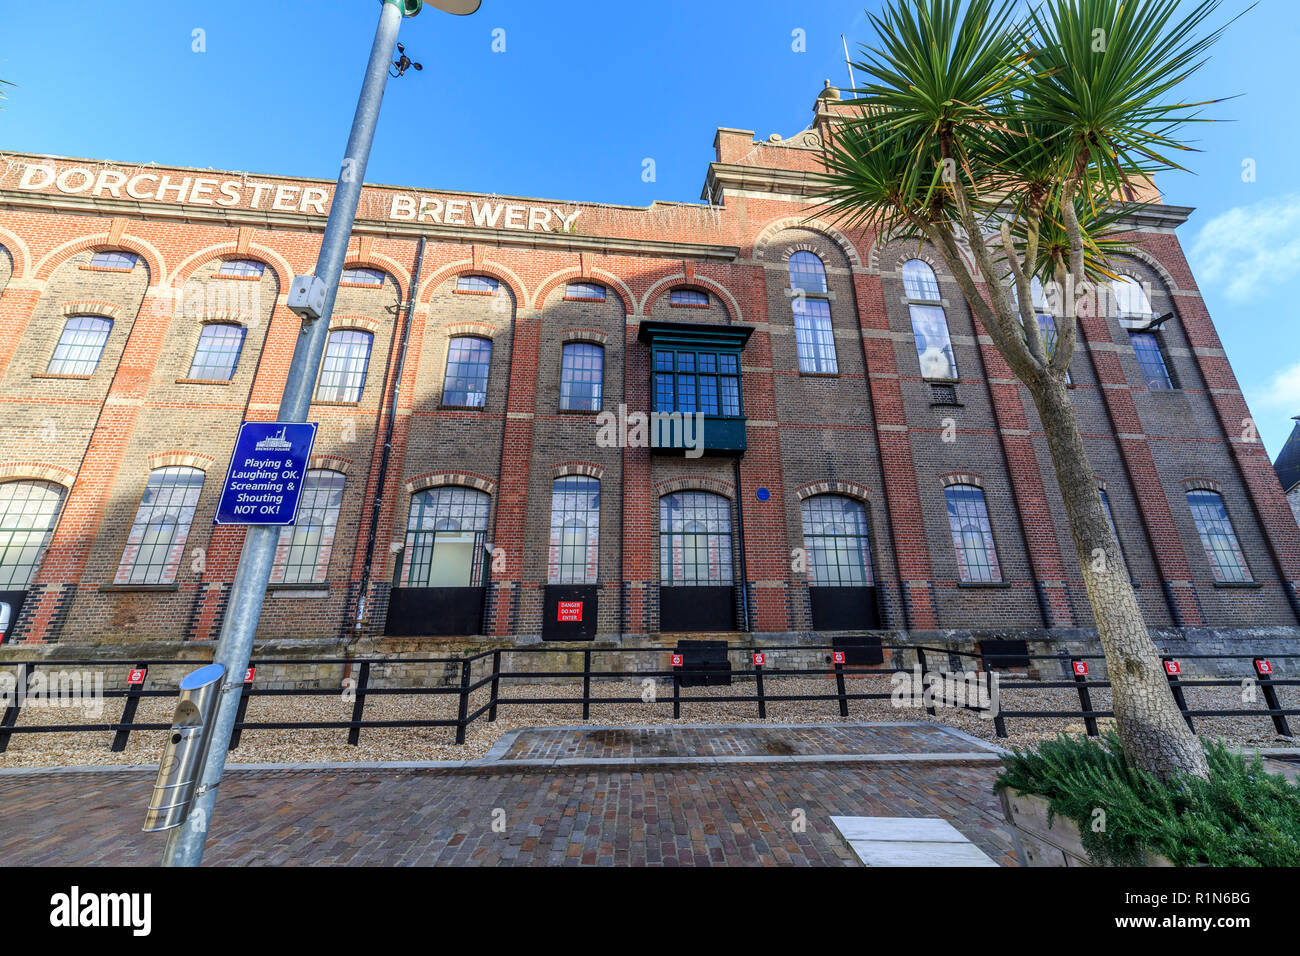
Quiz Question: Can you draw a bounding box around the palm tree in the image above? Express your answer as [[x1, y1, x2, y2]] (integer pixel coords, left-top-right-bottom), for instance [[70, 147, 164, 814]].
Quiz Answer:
[[815, 0, 1248, 779]]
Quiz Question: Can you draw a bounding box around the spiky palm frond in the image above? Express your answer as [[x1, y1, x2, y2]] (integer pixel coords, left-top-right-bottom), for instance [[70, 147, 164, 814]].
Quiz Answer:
[[1023, 0, 1248, 194], [844, 0, 1031, 204]]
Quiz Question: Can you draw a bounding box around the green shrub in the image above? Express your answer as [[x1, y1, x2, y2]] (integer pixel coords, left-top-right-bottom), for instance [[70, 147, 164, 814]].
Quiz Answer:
[[995, 732, 1300, 866]]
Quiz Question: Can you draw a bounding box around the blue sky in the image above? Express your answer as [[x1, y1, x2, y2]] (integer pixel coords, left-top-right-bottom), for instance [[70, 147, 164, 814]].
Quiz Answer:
[[1, 0, 1296, 456]]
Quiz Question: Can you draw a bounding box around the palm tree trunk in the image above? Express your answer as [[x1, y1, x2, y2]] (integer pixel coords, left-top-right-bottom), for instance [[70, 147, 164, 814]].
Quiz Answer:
[[1029, 374, 1209, 779]]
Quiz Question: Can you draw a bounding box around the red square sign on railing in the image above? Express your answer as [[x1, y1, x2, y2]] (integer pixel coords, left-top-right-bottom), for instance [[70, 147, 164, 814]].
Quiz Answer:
[[1072, 660, 1088, 676], [670, 654, 683, 668], [1164, 660, 1182, 676], [752, 652, 766, 666], [832, 651, 846, 665], [244, 666, 256, 683], [1255, 659, 1273, 675], [127, 667, 147, 686]]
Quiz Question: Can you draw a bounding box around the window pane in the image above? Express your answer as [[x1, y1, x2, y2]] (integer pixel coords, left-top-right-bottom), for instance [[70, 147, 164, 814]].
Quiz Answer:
[[443, 336, 492, 407], [0, 481, 66, 588], [187, 323, 246, 380], [271, 470, 345, 585], [1129, 331, 1173, 390], [114, 467, 205, 585], [698, 374, 720, 416], [659, 491, 732, 586], [1112, 275, 1152, 321], [902, 260, 940, 300], [548, 476, 600, 584], [944, 485, 1001, 583], [788, 251, 827, 293], [565, 282, 606, 301], [910, 305, 958, 380], [316, 329, 373, 402], [801, 495, 872, 586], [48, 316, 112, 375], [404, 487, 491, 587], [217, 259, 265, 278], [456, 274, 498, 293], [559, 342, 603, 411], [669, 288, 708, 306], [342, 267, 385, 286], [90, 251, 137, 270], [794, 298, 838, 374], [1187, 490, 1251, 583]]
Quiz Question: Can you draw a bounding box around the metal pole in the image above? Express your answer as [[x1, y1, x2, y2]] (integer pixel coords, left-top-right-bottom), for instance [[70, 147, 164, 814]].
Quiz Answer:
[[163, 0, 406, 867]]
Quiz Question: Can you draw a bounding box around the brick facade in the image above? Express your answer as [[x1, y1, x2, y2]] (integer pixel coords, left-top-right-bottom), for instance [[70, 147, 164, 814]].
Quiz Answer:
[[1, 87, 1297, 653]]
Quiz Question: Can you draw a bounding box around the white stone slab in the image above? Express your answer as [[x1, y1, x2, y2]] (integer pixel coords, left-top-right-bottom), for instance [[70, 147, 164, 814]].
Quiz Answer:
[[831, 815, 1000, 867], [849, 839, 998, 867], [830, 815, 968, 843]]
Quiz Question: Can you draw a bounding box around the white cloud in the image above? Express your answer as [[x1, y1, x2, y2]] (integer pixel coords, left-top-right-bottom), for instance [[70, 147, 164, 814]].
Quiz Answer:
[[1190, 193, 1300, 302], [1247, 360, 1300, 413]]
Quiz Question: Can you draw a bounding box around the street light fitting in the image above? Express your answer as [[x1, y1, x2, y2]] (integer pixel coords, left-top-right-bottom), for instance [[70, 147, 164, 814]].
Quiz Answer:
[[386, 0, 483, 16]]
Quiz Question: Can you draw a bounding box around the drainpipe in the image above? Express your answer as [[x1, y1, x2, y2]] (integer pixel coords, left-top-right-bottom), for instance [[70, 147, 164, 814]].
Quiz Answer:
[[350, 235, 427, 646], [733, 457, 751, 632]]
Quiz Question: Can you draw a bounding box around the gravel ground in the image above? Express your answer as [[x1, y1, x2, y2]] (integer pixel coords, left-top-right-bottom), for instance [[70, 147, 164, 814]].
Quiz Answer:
[[1, 672, 1295, 769]]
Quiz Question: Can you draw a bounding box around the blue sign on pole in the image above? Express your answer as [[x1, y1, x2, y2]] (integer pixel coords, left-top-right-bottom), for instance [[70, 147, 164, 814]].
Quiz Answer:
[[214, 422, 319, 525]]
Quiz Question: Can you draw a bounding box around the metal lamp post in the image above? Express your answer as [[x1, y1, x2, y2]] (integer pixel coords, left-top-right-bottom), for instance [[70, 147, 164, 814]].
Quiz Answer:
[[162, 0, 481, 868]]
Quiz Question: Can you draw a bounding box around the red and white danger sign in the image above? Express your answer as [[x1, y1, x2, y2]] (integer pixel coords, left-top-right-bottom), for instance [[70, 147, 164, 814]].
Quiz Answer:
[[1164, 660, 1182, 676], [1072, 660, 1088, 676], [557, 601, 583, 622], [670, 654, 683, 668], [832, 651, 846, 665], [1255, 659, 1273, 675], [244, 666, 256, 683], [752, 652, 766, 666], [127, 667, 147, 685]]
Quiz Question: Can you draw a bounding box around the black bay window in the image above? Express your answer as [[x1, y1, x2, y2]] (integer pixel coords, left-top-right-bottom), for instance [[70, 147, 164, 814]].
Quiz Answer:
[[637, 320, 753, 455]]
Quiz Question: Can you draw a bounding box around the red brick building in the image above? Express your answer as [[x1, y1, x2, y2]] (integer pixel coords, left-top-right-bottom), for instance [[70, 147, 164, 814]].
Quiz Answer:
[[1, 86, 1297, 656]]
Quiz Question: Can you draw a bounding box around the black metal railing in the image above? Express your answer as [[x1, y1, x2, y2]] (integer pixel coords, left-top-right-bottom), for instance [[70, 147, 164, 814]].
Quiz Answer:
[[0, 645, 1296, 754]]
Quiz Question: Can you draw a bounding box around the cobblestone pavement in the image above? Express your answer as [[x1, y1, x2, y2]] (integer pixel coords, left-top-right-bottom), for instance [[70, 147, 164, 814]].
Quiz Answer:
[[494, 722, 998, 761], [0, 748, 1016, 866]]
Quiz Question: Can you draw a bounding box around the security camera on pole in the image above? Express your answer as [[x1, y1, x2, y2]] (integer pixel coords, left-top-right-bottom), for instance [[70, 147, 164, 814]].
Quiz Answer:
[[160, 0, 481, 868]]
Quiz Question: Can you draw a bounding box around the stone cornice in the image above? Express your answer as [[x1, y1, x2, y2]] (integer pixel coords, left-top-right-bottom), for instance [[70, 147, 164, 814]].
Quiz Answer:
[[0, 188, 742, 262]]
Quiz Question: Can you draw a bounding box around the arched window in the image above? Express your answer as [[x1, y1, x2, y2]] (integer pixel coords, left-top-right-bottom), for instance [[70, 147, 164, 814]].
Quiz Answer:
[[442, 336, 493, 407], [668, 288, 709, 307], [187, 322, 247, 381], [902, 259, 941, 301], [315, 329, 373, 402], [1186, 489, 1252, 583], [89, 250, 138, 271], [270, 470, 345, 585], [565, 281, 606, 301], [1009, 275, 1068, 381], [788, 251, 827, 294], [1111, 275, 1153, 323], [48, 315, 113, 376], [456, 274, 499, 293], [659, 491, 733, 585], [944, 484, 1001, 583], [902, 260, 956, 380], [794, 298, 838, 374], [341, 267, 385, 287], [559, 342, 603, 411], [114, 467, 205, 585], [801, 495, 873, 586], [548, 477, 600, 584], [403, 486, 491, 587], [0, 480, 66, 589], [216, 259, 265, 278]]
